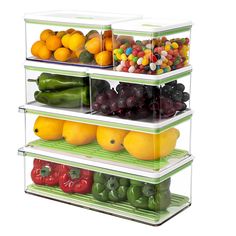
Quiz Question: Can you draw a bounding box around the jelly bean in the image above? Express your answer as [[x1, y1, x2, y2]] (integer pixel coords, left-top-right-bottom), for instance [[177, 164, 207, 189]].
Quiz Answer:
[[128, 65, 135, 73], [118, 48, 124, 54], [157, 69, 164, 75], [125, 61, 130, 67], [168, 49, 174, 55], [125, 47, 133, 56], [184, 60, 188, 66], [128, 54, 134, 61], [168, 61, 173, 66], [133, 57, 138, 63], [114, 55, 118, 61], [144, 65, 150, 71], [154, 53, 161, 60], [145, 43, 153, 49], [116, 53, 121, 60], [165, 41, 171, 45], [120, 60, 126, 66], [130, 61, 135, 66], [139, 65, 144, 70], [122, 67, 129, 72], [166, 54, 173, 60], [150, 63, 156, 71], [171, 42, 179, 49], [116, 64, 123, 72], [173, 49, 179, 56], [113, 49, 119, 55], [141, 57, 149, 66], [120, 44, 127, 51], [136, 40, 142, 45], [138, 51, 145, 58], [121, 53, 127, 61], [161, 37, 167, 42], [164, 44, 171, 52], [132, 49, 138, 56], [142, 46, 146, 51], [156, 59, 162, 65], [185, 38, 190, 44], [156, 65, 160, 70], [161, 55, 166, 61], [161, 51, 168, 57], [137, 57, 143, 65]]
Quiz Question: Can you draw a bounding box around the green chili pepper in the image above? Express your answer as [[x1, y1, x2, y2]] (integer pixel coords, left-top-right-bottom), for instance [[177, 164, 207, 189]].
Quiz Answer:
[[34, 87, 90, 108], [127, 178, 171, 211], [35, 73, 89, 91], [92, 172, 130, 202]]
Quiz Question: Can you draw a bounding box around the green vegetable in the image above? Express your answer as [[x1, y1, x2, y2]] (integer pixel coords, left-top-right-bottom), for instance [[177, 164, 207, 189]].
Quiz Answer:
[[79, 50, 94, 63], [92, 172, 130, 202], [127, 178, 171, 211], [35, 73, 88, 91], [34, 87, 90, 108]]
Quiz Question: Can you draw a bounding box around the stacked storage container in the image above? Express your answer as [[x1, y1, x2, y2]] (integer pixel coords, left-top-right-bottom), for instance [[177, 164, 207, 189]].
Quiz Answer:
[[19, 11, 193, 226]]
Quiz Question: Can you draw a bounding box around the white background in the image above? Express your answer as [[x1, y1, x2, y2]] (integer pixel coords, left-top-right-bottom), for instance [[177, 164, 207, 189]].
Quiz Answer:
[[0, 0, 235, 235]]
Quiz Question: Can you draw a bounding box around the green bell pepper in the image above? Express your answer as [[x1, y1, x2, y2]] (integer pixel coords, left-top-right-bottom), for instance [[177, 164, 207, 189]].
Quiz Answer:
[[92, 172, 130, 202], [127, 178, 171, 211], [36, 73, 89, 91], [34, 86, 90, 108]]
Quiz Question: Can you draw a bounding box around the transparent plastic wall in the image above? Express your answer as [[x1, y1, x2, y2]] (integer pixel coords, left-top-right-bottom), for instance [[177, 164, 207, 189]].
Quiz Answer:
[[112, 29, 191, 75], [90, 75, 191, 121], [25, 65, 90, 112], [24, 113, 191, 169], [24, 156, 192, 225]]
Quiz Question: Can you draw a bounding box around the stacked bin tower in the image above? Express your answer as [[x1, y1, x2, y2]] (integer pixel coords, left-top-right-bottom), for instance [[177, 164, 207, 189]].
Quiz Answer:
[[19, 12, 193, 226]]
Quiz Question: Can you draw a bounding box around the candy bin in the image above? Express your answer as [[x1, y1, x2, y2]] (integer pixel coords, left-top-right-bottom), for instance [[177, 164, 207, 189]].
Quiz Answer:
[[112, 19, 192, 74], [25, 11, 140, 67], [24, 61, 90, 113], [90, 65, 192, 121], [21, 153, 192, 226]]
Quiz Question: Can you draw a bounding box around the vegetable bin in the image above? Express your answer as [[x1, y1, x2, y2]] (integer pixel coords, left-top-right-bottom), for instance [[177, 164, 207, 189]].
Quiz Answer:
[[25, 11, 140, 67], [112, 19, 192, 74], [22, 156, 192, 225]]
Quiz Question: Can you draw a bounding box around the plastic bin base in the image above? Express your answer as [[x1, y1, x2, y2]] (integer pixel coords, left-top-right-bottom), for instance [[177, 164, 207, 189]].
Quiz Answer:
[[26, 184, 190, 226]]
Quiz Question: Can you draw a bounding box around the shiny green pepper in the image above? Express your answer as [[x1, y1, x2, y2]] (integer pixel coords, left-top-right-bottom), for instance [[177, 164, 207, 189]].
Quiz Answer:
[[127, 178, 171, 211], [36, 73, 88, 91], [92, 173, 130, 202], [34, 86, 90, 108]]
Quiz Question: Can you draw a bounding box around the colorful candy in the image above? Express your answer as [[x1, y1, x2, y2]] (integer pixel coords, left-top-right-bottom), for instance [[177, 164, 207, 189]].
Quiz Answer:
[[113, 36, 190, 74]]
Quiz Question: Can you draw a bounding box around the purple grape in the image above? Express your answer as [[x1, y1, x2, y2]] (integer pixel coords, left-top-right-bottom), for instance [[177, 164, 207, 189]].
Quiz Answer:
[[106, 88, 118, 100], [182, 92, 190, 102], [132, 85, 145, 98], [175, 83, 185, 92], [174, 102, 187, 111], [171, 90, 183, 102], [117, 98, 127, 109], [96, 93, 108, 105], [116, 108, 126, 118], [125, 110, 137, 120], [92, 102, 101, 111], [126, 96, 137, 108], [119, 87, 131, 98], [160, 97, 174, 112], [137, 107, 151, 119], [165, 80, 177, 87], [110, 100, 119, 112], [162, 107, 176, 118], [100, 104, 112, 115]]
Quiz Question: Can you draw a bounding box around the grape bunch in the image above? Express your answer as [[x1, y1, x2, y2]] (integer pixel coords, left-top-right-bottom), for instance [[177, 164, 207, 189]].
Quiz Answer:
[[92, 80, 190, 120]]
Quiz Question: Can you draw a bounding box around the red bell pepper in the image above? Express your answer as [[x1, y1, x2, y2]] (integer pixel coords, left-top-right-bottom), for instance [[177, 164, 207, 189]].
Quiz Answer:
[[59, 165, 93, 194], [31, 159, 61, 186]]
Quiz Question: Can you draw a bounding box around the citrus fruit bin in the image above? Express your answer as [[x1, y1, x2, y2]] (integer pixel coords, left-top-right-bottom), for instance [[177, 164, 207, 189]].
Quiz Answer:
[[22, 156, 192, 226], [19, 11, 194, 226], [25, 11, 140, 67]]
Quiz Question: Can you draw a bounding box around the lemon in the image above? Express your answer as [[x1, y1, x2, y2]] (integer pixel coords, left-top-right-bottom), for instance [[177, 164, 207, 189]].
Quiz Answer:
[[68, 33, 86, 51]]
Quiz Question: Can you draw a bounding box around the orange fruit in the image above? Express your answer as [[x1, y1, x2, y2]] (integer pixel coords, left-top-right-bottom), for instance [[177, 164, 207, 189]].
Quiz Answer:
[[105, 37, 113, 51], [85, 37, 102, 54], [31, 40, 45, 57], [38, 45, 52, 60], [46, 35, 62, 51], [103, 30, 112, 38], [61, 34, 71, 48], [68, 33, 86, 51], [54, 47, 71, 62], [40, 29, 54, 41], [56, 31, 66, 38], [66, 28, 75, 34], [95, 51, 112, 66], [70, 51, 77, 59], [75, 49, 83, 58], [71, 30, 84, 36]]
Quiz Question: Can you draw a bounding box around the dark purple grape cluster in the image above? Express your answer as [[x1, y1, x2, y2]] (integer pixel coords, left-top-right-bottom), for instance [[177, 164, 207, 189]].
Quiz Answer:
[[92, 80, 190, 120]]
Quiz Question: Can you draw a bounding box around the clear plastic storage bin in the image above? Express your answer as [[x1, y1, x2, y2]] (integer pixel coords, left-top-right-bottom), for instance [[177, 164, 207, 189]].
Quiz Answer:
[[90, 65, 192, 121], [25, 61, 90, 112], [19, 112, 192, 184], [25, 11, 140, 67], [23, 156, 192, 225], [112, 19, 192, 74]]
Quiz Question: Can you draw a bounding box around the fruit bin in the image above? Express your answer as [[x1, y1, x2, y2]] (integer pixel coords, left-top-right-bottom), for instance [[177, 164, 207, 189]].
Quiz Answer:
[[112, 19, 192, 74], [90, 65, 192, 120], [19, 112, 192, 183], [22, 155, 192, 225], [25, 11, 140, 67]]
